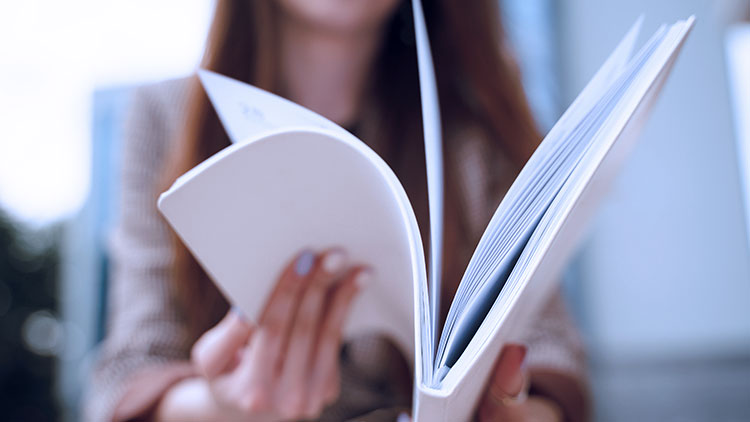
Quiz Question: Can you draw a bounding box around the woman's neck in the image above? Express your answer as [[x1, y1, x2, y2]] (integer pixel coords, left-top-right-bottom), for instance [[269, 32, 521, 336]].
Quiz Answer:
[[277, 16, 384, 127]]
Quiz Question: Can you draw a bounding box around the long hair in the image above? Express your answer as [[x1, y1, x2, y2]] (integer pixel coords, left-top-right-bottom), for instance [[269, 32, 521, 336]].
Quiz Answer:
[[164, 0, 540, 338]]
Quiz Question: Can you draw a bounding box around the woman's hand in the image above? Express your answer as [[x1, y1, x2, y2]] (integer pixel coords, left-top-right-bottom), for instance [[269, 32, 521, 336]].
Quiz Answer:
[[476, 344, 564, 422], [398, 345, 565, 422], [190, 249, 367, 421]]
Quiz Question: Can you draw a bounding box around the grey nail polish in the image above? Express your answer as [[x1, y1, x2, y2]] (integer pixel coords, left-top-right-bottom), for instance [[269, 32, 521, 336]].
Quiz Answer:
[[397, 412, 411, 422], [230, 306, 248, 321], [295, 250, 315, 276]]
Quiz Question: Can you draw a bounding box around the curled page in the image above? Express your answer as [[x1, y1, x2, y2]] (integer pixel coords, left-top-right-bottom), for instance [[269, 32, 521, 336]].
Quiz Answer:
[[198, 69, 350, 143], [412, 0, 443, 368]]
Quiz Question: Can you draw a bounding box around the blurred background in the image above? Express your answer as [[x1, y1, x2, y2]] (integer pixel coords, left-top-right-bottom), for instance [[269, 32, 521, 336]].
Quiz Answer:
[[0, 0, 748, 421]]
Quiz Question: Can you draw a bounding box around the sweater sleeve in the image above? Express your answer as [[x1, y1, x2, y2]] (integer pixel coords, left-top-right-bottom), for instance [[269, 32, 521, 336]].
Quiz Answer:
[[521, 287, 588, 380], [83, 81, 195, 422]]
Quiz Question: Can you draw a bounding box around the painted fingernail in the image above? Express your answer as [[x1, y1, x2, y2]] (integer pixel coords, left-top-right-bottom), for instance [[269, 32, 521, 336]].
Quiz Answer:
[[231, 306, 248, 322], [295, 250, 315, 276], [518, 344, 527, 364], [397, 412, 411, 422], [354, 269, 372, 288], [322, 249, 347, 274], [511, 344, 528, 395]]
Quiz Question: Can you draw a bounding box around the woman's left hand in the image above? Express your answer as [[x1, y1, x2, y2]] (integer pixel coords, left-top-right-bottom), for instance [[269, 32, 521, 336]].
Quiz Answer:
[[393, 344, 565, 422], [476, 344, 564, 422]]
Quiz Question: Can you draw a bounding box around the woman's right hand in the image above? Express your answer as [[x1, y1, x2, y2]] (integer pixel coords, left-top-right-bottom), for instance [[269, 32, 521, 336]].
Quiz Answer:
[[188, 249, 367, 421]]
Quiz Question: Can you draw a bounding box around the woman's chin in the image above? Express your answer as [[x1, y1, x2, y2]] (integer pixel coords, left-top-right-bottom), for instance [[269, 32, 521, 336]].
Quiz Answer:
[[277, 0, 402, 36]]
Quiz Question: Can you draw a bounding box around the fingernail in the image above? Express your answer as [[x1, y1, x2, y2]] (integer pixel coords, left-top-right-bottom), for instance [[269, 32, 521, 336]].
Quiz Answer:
[[509, 344, 527, 369], [510, 344, 527, 395], [518, 344, 527, 362], [354, 269, 372, 288], [231, 306, 248, 322], [322, 249, 347, 274], [397, 412, 411, 422], [519, 345, 528, 371], [295, 250, 315, 276]]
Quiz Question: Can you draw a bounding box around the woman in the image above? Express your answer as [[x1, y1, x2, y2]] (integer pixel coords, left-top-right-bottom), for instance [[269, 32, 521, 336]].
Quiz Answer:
[[86, 0, 589, 420]]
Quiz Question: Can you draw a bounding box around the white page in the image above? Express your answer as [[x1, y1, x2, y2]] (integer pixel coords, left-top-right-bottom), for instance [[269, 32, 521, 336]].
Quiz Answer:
[[160, 70, 431, 358], [413, 17, 694, 422], [198, 69, 351, 143], [434, 17, 657, 377], [441, 16, 646, 308], [458, 18, 649, 289], [726, 25, 750, 247], [412, 0, 443, 369], [159, 127, 421, 356], [453, 16, 695, 379]]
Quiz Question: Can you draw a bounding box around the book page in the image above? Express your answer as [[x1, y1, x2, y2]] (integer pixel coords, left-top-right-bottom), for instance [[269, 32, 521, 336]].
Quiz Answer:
[[434, 17, 667, 379], [726, 25, 750, 247], [160, 71, 429, 359], [198, 69, 351, 144], [412, 0, 443, 374], [447, 15, 694, 389], [414, 15, 694, 422]]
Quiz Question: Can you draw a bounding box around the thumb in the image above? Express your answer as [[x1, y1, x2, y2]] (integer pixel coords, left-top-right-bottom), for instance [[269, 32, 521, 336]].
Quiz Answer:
[[192, 308, 255, 378], [477, 344, 528, 421]]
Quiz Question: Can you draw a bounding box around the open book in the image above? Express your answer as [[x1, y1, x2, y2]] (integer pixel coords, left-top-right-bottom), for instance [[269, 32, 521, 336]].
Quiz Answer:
[[158, 1, 694, 419]]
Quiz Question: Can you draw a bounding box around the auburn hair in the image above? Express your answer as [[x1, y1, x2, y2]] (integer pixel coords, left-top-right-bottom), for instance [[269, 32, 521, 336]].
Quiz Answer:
[[163, 0, 540, 338]]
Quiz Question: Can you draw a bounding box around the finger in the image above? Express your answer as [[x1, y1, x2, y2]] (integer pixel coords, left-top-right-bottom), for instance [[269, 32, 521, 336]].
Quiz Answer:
[[526, 396, 564, 422], [276, 248, 348, 418], [477, 343, 527, 422], [218, 250, 318, 414], [306, 268, 368, 415], [491, 344, 527, 397], [213, 326, 288, 415], [192, 308, 254, 379], [258, 250, 318, 367]]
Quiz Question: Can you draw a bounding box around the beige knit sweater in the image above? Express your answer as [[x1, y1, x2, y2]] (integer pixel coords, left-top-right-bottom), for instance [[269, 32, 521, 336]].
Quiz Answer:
[[84, 78, 587, 422]]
